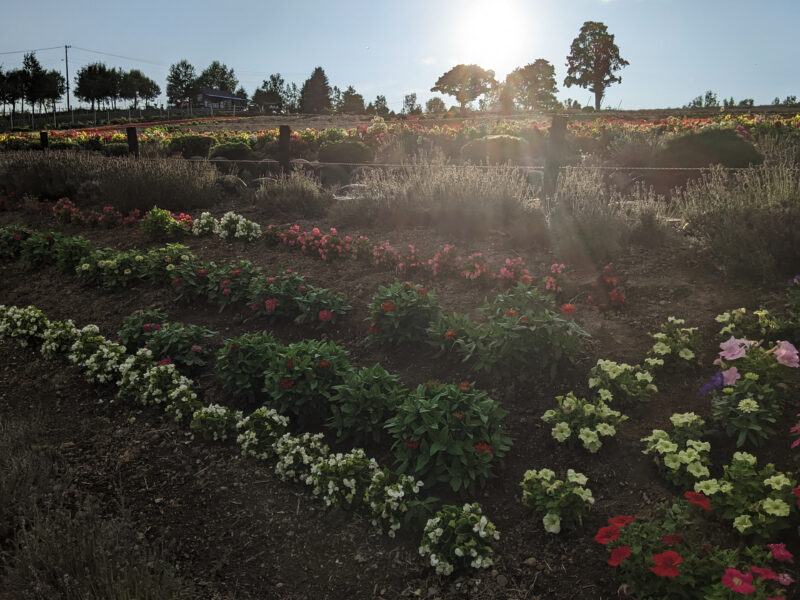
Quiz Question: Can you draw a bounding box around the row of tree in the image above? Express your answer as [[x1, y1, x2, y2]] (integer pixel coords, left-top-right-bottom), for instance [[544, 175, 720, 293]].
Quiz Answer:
[[685, 90, 799, 109], [0, 53, 65, 115]]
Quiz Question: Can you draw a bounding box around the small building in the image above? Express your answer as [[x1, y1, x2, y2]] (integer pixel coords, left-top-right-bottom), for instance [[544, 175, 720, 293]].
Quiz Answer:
[[196, 87, 248, 110]]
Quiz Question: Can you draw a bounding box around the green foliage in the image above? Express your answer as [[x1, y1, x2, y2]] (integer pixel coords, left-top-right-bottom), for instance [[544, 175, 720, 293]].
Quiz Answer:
[[385, 382, 512, 492], [101, 142, 130, 157], [19, 231, 58, 267], [203, 260, 260, 312], [140, 206, 191, 240], [647, 316, 702, 371], [641, 413, 711, 488], [263, 340, 354, 426], [431, 64, 497, 111], [117, 308, 169, 352], [209, 141, 253, 160], [75, 247, 152, 289], [168, 134, 214, 158], [505, 60, 560, 111], [216, 332, 279, 402], [327, 364, 406, 445], [588, 359, 657, 404], [145, 321, 217, 370], [460, 135, 530, 164], [318, 139, 372, 164], [254, 171, 332, 217], [653, 129, 763, 170], [367, 281, 441, 345], [418, 503, 499, 575], [0, 225, 29, 260], [710, 373, 781, 448], [541, 392, 627, 453], [520, 469, 594, 533], [564, 21, 628, 110]]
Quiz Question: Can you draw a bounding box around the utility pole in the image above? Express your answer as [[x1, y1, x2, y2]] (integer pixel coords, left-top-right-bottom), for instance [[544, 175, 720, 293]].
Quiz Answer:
[[64, 45, 72, 112]]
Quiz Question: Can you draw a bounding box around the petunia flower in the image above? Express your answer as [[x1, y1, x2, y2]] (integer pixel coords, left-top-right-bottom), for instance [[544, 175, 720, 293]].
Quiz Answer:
[[722, 568, 755, 594], [719, 336, 755, 361], [650, 551, 682, 578]]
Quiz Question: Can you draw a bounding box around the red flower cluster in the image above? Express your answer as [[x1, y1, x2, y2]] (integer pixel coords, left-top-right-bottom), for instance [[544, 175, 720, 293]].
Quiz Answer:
[[381, 301, 395, 312], [264, 298, 278, 313], [459, 381, 471, 391], [607, 546, 631, 566], [280, 377, 294, 389], [317, 360, 330, 369], [560, 303, 576, 316], [444, 329, 458, 340], [650, 550, 682, 578], [474, 442, 494, 455], [684, 491, 711, 511], [318, 309, 333, 322]]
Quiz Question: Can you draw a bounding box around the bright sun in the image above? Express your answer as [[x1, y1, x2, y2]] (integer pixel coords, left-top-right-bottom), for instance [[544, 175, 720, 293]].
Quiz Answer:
[[452, 0, 533, 77]]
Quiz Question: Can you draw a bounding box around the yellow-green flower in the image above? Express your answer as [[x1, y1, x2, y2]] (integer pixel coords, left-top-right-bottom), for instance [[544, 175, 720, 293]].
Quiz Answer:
[[762, 498, 790, 517], [763, 474, 792, 490], [733, 514, 753, 533]]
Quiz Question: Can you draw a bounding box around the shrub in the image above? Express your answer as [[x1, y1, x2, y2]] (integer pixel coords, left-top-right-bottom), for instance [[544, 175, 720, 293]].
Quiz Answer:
[[168, 134, 214, 158], [209, 141, 253, 160], [309, 449, 378, 508], [216, 332, 279, 402], [367, 281, 441, 345], [235, 407, 289, 460], [253, 171, 331, 217], [215, 211, 262, 241], [541, 392, 627, 453], [117, 308, 169, 352], [140, 206, 192, 240], [145, 321, 218, 370], [460, 134, 530, 164], [588, 359, 658, 404], [101, 142, 130, 157], [641, 413, 711, 488], [318, 139, 372, 164], [520, 468, 594, 533], [327, 364, 406, 445], [386, 382, 512, 492], [418, 503, 499, 575], [190, 404, 242, 442]]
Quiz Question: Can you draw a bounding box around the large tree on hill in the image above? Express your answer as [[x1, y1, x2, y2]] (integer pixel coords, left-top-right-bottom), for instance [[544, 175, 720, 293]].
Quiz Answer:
[[506, 59, 559, 111], [564, 21, 628, 111], [340, 85, 365, 114], [74, 62, 117, 110], [299, 67, 331, 114], [166, 60, 197, 107], [430, 64, 496, 113], [197, 60, 238, 93]]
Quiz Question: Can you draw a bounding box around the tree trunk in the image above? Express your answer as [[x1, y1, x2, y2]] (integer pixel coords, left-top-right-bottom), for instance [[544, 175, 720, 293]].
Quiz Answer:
[[594, 88, 603, 111]]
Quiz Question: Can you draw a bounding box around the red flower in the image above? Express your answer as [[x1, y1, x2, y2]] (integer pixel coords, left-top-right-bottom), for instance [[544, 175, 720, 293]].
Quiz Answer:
[[368, 324, 379, 334], [232, 269, 242, 277], [318, 309, 333, 322], [721, 568, 755, 594], [404, 439, 420, 449], [156, 357, 172, 366], [142, 323, 153, 333], [264, 298, 278, 313], [684, 491, 711, 511], [474, 442, 494, 455], [519, 274, 533, 284], [452, 412, 464, 420], [749, 565, 777, 580], [286, 359, 294, 369], [230, 344, 239, 352], [504, 309, 519, 317], [459, 381, 471, 391], [280, 377, 294, 389], [650, 551, 682, 578], [560, 303, 576, 316], [222, 288, 232, 296], [444, 329, 458, 340], [219, 279, 231, 287], [607, 546, 631, 566], [381, 301, 395, 312], [197, 268, 208, 276], [594, 526, 621, 545], [12, 233, 22, 240], [284, 269, 293, 274], [317, 360, 330, 369], [608, 515, 636, 528], [191, 345, 202, 352], [417, 288, 428, 295], [172, 277, 183, 286], [661, 534, 683, 546]]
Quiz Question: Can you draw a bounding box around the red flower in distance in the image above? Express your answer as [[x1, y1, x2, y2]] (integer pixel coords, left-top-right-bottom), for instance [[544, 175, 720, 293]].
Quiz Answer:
[[684, 491, 711, 511], [474, 442, 494, 455], [650, 551, 682, 578], [284, 269, 294, 274], [459, 381, 471, 391], [318, 309, 333, 322], [222, 288, 232, 296], [404, 439, 420, 449], [196, 269, 208, 276], [417, 288, 428, 295], [368, 324, 379, 335], [142, 323, 153, 333], [594, 526, 621, 545], [381, 301, 395, 312], [452, 412, 464, 420], [661, 534, 683, 546], [444, 329, 458, 340], [219, 279, 231, 288], [172, 277, 183, 286], [749, 565, 777, 581], [191, 345, 202, 352], [156, 357, 172, 366], [280, 377, 294, 389], [721, 568, 755, 594], [232, 269, 242, 277], [607, 546, 631, 566], [504, 309, 519, 317], [317, 360, 330, 369], [560, 303, 576, 316], [608, 515, 635, 528], [264, 298, 278, 313]]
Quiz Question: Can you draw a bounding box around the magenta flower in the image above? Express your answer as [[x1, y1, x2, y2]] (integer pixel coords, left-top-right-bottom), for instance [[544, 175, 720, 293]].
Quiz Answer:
[[773, 340, 799, 367], [767, 543, 794, 563], [721, 366, 741, 386], [776, 573, 794, 585], [719, 336, 755, 361], [722, 568, 755, 594]]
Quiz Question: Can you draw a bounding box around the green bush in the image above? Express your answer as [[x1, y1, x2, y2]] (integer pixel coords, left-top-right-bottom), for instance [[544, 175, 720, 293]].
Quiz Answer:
[[168, 134, 214, 158], [367, 282, 441, 345], [209, 141, 253, 160], [102, 142, 130, 157], [461, 135, 530, 164], [318, 139, 372, 164], [216, 332, 280, 403], [254, 171, 331, 217]]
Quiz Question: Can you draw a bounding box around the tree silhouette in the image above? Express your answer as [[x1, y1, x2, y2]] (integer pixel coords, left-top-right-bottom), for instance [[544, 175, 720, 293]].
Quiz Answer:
[[74, 62, 116, 110], [340, 86, 365, 114], [425, 96, 447, 114], [506, 60, 559, 111], [299, 67, 331, 113], [564, 21, 628, 111], [166, 60, 197, 106], [431, 64, 496, 113], [197, 61, 238, 93]]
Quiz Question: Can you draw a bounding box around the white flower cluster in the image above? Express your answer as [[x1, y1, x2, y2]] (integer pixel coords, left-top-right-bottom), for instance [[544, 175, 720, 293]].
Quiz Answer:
[[235, 407, 290, 460], [68, 325, 126, 384], [216, 211, 263, 242], [192, 212, 219, 236], [541, 392, 627, 453], [0, 304, 49, 347], [520, 468, 594, 534], [647, 316, 701, 369], [588, 358, 658, 403], [418, 503, 499, 576], [139, 363, 201, 422], [642, 413, 711, 487], [309, 449, 379, 507], [40, 319, 79, 357], [364, 469, 422, 537], [274, 432, 331, 482], [190, 403, 243, 441], [117, 347, 155, 399]]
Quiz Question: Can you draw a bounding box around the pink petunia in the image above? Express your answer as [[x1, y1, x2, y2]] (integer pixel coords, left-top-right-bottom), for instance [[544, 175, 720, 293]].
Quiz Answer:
[[722, 568, 755, 594], [773, 340, 799, 368], [721, 366, 741, 386], [719, 336, 755, 361], [767, 543, 794, 563]]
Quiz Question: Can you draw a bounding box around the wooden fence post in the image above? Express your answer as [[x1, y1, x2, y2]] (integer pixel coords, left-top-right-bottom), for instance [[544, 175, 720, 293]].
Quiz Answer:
[[542, 115, 567, 201], [279, 125, 291, 173], [40, 131, 49, 149], [126, 127, 139, 157]]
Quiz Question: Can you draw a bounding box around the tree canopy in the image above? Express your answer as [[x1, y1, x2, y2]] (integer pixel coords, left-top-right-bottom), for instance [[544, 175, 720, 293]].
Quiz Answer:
[[431, 64, 496, 112], [166, 60, 197, 106], [299, 67, 331, 114], [564, 21, 628, 110], [120, 69, 160, 108], [340, 85, 365, 114], [506, 59, 559, 111], [196, 61, 238, 93], [74, 62, 118, 110]]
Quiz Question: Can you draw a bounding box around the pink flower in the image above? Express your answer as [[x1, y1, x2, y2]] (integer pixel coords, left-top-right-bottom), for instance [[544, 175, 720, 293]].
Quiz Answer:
[[318, 309, 332, 322], [722, 568, 755, 594], [222, 288, 232, 295], [156, 357, 172, 366], [749, 565, 777, 580], [719, 336, 755, 361], [721, 366, 741, 386], [776, 573, 794, 585], [773, 340, 799, 367], [191, 345, 202, 352], [264, 298, 278, 313], [767, 543, 794, 563]]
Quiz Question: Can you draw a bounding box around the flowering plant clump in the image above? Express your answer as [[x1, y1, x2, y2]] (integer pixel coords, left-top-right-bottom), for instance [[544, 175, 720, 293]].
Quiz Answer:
[[39, 318, 80, 358], [19, 231, 59, 268], [641, 413, 711, 488], [140, 206, 192, 240], [216, 332, 279, 403], [191, 211, 218, 236], [216, 211, 262, 242], [715, 307, 786, 344], [364, 469, 425, 537], [50, 234, 95, 274], [541, 392, 627, 453], [588, 359, 658, 404], [190, 404, 243, 442], [143, 243, 194, 285], [309, 449, 379, 509], [588, 263, 626, 311], [235, 407, 290, 460], [647, 316, 702, 371], [418, 503, 499, 575], [480, 281, 556, 317], [247, 270, 351, 326], [143, 321, 218, 371], [386, 382, 512, 492], [291, 285, 352, 327], [543, 262, 566, 299], [0, 225, 30, 260], [67, 325, 126, 384], [427, 244, 461, 276], [520, 468, 594, 533], [273, 432, 331, 483], [367, 282, 442, 345], [117, 308, 170, 352], [75, 247, 151, 290], [327, 364, 406, 445], [203, 260, 260, 312], [0, 304, 49, 347], [426, 312, 480, 356], [694, 452, 799, 540], [116, 347, 156, 401], [263, 339, 354, 427], [138, 361, 197, 409]]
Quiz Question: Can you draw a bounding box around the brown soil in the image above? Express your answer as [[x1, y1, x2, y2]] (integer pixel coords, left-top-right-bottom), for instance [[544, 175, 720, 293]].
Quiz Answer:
[[0, 200, 796, 600]]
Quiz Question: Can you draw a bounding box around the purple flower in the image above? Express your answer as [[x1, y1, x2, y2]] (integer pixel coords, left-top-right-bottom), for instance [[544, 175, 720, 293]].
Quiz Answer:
[[774, 340, 799, 368], [698, 371, 724, 397], [719, 336, 755, 361], [721, 366, 741, 386], [788, 275, 800, 287]]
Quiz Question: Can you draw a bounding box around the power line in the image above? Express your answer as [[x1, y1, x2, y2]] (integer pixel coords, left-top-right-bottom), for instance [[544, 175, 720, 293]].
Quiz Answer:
[[0, 45, 64, 56], [70, 46, 168, 67]]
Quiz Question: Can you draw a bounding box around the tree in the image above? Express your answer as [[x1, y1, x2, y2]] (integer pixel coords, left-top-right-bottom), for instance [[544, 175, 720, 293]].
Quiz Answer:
[[299, 67, 331, 114], [704, 90, 719, 108], [120, 69, 160, 109], [196, 61, 238, 93], [340, 85, 365, 114], [506, 59, 559, 111], [22, 52, 47, 112], [75, 62, 117, 110], [40, 70, 65, 112], [431, 64, 496, 113], [402, 93, 421, 115], [425, 96, 447, 114], [373, 95, 389, 117], [3, 69, 26, 115], [564, 21, 628, 111], [253, 73, 287, 112], [166, 60, 197, 107], [330, 85, 343, 112]]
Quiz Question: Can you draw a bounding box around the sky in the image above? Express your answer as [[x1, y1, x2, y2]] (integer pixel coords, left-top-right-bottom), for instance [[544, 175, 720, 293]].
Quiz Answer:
[[1, 0, 798, 111]]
